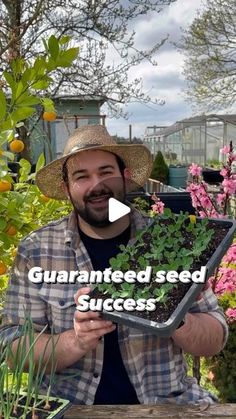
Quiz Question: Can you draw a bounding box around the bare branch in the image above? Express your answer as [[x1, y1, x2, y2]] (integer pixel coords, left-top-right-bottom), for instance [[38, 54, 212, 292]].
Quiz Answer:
[[178, 0, 236, 111]]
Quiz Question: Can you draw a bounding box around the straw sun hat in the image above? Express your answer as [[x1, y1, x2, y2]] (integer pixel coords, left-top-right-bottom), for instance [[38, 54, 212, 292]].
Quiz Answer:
[[36, 125, 152, 200]]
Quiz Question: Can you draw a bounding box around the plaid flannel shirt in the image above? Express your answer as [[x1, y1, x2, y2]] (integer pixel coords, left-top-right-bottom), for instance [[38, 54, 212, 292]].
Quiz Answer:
[[0, 209, 228, 405]]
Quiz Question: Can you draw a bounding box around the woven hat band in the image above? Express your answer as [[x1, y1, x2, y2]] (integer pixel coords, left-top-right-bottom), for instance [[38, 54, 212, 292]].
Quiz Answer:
[[69, 143, 103, 154]]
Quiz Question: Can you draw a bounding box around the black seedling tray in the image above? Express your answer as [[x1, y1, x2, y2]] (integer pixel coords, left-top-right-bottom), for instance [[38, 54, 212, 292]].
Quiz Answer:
[[3, 391, 71, 419], [102, 217, 236, 337]]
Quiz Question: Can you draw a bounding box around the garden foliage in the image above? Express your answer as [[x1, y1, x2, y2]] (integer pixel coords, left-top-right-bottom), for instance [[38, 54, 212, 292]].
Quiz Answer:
[[150, 150, 169, 184], [0, 35, 78, 316], [185, 144, 236, 401]]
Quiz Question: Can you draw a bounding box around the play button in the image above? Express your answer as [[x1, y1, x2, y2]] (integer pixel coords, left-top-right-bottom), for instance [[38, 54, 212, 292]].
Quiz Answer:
[[108, 198, 131, 222]]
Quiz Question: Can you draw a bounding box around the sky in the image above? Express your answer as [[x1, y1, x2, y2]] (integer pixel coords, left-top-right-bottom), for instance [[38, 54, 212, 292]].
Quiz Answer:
[[104, 0, 204, 139]]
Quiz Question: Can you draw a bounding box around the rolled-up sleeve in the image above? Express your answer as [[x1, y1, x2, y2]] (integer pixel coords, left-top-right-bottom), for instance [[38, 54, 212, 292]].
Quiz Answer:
[[189, 283, 229, 347]]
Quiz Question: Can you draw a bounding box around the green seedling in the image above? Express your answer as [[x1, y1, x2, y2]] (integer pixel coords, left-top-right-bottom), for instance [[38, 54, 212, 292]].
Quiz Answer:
[[95, 211, 214, 308], [0, 314, 62, 419]]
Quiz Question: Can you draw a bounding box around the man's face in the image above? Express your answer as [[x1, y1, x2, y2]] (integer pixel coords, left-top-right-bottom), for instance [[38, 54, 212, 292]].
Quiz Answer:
[[65, 150, 129, 227]]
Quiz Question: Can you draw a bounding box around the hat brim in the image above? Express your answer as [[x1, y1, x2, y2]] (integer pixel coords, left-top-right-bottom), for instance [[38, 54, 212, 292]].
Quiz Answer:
[[36, 144, 152, 200]]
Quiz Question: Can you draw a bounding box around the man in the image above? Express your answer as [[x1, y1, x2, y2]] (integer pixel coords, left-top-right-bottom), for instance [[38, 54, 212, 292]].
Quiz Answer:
[[0, 125, 228, 405]]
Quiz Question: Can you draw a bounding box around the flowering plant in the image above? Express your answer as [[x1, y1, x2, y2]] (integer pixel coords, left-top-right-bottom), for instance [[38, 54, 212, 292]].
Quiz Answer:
[[187, 142, 236, 219], [185, 142, 236, 325], [149, 147, 236, 399], [150, 195, 165, 215], [187, 143, 236, 401]]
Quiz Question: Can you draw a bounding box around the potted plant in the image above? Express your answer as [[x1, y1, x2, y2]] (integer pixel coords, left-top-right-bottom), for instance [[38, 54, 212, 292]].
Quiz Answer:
[[87, 210, 236, 337], [0, 316, 71, 419]]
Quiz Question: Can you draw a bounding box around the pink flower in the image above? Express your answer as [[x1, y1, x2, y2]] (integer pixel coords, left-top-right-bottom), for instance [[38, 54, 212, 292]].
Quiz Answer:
[[223, 244, 236, 264], [220, 168, 228, 177], [222, 179, 236, 194], [216, 193, 226, 206], [225, 282, 236, 293], [209, 210, 222, 218], [186, 184, 199, 193], [220, 145, 231, 154], [225, 308, 236, 323], [189, 163, 202, 177], [200, 196, 213, 209], [198, 185, 208, 197], [151, 200, 165, 214], [219, 267, 236, 281]]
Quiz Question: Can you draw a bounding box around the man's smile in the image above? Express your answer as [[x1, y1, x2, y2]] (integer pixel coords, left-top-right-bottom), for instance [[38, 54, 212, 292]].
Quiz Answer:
[[87, 194, 111, 208]]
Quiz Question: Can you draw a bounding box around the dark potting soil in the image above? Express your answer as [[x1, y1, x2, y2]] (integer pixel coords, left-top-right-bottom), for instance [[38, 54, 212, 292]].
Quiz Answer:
[[93, 219, 232, 323], [18, 397, 63, 411], [12, 407, 48, 419], [37, 399, 64, 411], [25, 411, 51, 419]]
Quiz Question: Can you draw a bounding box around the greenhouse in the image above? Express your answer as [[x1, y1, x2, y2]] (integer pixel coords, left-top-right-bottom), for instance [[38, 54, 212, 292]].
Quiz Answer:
[[143, 114, 236, 166]]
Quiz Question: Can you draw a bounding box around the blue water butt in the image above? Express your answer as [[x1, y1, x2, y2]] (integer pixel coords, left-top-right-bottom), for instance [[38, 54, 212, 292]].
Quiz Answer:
[[168, 165, 188, 188]]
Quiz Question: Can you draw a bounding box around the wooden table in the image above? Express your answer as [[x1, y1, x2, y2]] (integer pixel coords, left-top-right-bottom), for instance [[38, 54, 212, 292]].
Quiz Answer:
[[64, 403, 236, 418]]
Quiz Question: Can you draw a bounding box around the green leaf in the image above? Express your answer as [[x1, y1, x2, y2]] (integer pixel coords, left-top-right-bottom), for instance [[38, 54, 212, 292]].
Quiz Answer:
[[15, 81, 25, 102], [0, 129, 14, 145], [10, 107, 35, 123], [59, 35, 71, 45], [19, 158, 31, 171], [31, 78, 51, 90], [48, 35, 59, 60], [16, 122, 25, 128], [2, 151, 15, 161], [19, 159, 31, 183], [33, 57, 46, 74], [10, 58, 25, 76], [0, 168, 9, 180], [21, 67, 36, 84], [45, 57, 57, 72], [0, 90, 7, 121], [56, 48, 79, 67], [41, 97, 55, 111], [120, 291, 129, 298], [17, 95, 41, 107], [3, 71, 16, 92], [35, 153, 45, 172], [0, 218, 7, 231], [0, 232, 11, 248]]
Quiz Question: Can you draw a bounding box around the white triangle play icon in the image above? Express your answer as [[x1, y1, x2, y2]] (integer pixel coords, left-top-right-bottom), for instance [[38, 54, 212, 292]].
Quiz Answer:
[[108, 198, 131, 222]]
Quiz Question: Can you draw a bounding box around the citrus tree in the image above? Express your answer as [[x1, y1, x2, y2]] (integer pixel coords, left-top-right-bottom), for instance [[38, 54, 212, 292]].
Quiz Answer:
[[0, 35, 77, 305]]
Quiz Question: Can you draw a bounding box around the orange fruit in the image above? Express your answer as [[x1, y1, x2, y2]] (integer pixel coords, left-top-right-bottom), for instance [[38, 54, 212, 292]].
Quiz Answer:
[[40, 194, 50, 202], [0, 261, 7, 275], [5, 225, 17, 236], [43, 111, 57, 121], [9, 139, 25, 153], [0, 180, 12, 192]]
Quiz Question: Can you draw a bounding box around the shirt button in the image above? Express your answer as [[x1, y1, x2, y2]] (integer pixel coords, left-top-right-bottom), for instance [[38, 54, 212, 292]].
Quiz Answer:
[[93, 372, 99, 378], [59, 300, 65, 306]]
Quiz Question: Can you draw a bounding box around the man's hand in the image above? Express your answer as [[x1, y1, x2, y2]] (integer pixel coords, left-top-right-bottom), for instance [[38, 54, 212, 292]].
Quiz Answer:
[[172, 312, 225, 356], [74, 287, 116, 353]]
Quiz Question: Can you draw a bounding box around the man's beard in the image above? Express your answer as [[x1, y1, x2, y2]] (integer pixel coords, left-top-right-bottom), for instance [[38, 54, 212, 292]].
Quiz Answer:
[[69, 180, 126, 227]]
